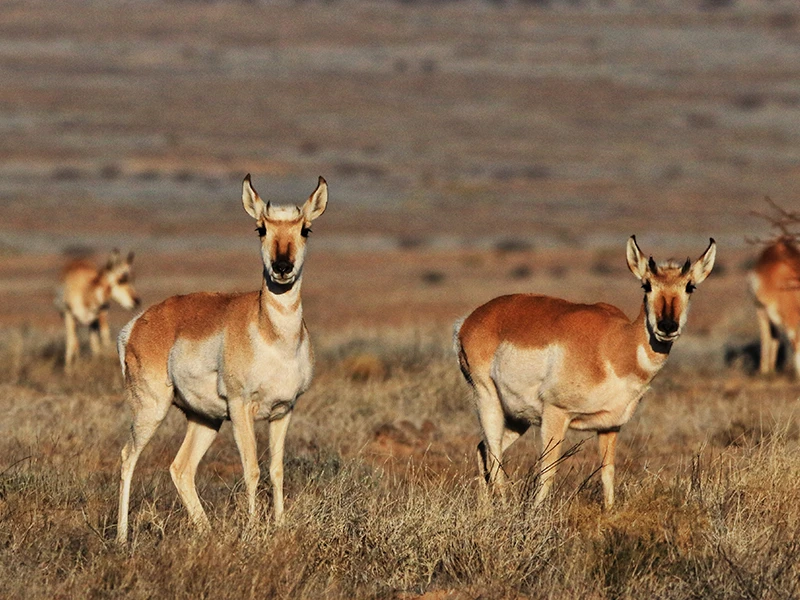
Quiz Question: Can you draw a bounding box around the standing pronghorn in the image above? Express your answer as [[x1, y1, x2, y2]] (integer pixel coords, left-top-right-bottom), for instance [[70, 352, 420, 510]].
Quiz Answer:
[[57, 250, 140, 374], [455, 236, 716, 509], [116, 175, 328, 545], [750, 237, 800, 376]]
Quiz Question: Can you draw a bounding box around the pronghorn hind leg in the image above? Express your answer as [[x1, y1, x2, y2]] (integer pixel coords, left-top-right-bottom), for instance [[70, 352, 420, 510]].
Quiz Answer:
[[170, 414, 221, 531], [597, 429, 619, 510], [117, 382, 172, 545], [268, 409, 293, 525], [533, 405, 571, 507], [474, 381, 508, 496], [229, 398, 260, 526], [757, 307, 779, 375], [63, 312, 79, 374]]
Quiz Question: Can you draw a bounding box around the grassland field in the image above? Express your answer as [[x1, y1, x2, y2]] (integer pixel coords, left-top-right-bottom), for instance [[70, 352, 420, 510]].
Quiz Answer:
[[2, 0, 800, 598]]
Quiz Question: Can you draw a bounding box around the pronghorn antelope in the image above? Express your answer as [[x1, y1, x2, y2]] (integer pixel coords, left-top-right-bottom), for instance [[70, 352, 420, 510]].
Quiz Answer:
[[116, 175, 328, 545], [455, 236, 716, 509], [750, 237, 800, 376], [56, 249, 140, 374]]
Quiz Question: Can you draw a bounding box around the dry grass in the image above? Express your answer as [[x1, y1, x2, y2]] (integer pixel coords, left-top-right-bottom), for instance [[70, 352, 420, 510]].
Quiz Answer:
[[1, 326, 799, 599]]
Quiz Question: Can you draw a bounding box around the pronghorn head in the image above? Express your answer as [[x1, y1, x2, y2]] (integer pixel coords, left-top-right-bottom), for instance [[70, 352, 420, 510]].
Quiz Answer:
[[104, 249, 140, 310], [242, 174, 328, 287], [626, 236, 716, 344]]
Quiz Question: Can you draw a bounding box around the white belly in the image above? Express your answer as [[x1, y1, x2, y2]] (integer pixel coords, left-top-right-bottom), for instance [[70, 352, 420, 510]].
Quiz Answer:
[[492, 342, 649, 432], [168, 325, 313, 422]]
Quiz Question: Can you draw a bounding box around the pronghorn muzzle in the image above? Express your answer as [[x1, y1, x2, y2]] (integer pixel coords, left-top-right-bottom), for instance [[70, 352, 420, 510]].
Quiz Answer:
[[656, 317, 679, 338], [271, 259, 294, 279]]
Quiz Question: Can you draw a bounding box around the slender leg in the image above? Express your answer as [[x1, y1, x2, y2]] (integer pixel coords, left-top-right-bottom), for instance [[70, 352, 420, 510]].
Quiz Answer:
[[229, 398, 260, 524], [98, 311, 112, 349], [64, 312, 79, 374], [474, 381, 508, 494], [170, 415, 221, 530], [268, 410, 293, 525], [598, 429, 619, 510], [757, 308, 778, 375], [533, 405, 571, 507], [792, 335, 800, 379], [88, 319, 101, 356], [501, 418, 529, 453], [117, 384, 172, 545]]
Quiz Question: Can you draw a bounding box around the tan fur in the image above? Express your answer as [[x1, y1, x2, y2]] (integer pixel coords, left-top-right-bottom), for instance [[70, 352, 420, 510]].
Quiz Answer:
[[116, 175, 328, 545], [56, 250, 139, 374], [750, 238, 800, 376], [456, 236, 716, 509]]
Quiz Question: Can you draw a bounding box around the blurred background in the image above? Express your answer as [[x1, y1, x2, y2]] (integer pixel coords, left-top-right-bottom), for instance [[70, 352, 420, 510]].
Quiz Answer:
[[1, 0, 798, 346]]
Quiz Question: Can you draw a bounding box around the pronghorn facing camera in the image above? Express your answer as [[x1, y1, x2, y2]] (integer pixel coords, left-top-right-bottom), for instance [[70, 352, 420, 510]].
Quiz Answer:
[[455, 236, 716, 509], [57, 249, 140, 374], [116, 175, 328, 545], [750, 237, 800, 376]]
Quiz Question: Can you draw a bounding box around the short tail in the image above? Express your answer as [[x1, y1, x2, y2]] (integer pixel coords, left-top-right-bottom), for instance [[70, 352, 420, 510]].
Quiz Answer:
[[117, 312, 143, 378], [452, 316, 474, 387]]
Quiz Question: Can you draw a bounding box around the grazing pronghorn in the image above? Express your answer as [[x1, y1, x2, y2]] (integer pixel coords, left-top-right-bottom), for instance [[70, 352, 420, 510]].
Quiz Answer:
[[116, 174, 328, 545], [56, 250, 140, 374], [455, 236, 716, 509], [750, 236, 800, 376]]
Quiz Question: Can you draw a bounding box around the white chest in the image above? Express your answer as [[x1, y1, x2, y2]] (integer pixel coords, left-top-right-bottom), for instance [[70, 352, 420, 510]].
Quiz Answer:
[[244, 324, 313, 419]]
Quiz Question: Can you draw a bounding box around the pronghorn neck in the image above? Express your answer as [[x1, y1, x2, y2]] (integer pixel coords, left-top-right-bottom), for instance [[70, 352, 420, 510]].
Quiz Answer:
[[87, 274, 110, 312], [259, 268, 304, 340]]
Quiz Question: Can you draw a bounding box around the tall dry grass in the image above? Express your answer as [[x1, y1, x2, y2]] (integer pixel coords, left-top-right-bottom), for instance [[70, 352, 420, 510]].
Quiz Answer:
[[0, 325, 799, 599]]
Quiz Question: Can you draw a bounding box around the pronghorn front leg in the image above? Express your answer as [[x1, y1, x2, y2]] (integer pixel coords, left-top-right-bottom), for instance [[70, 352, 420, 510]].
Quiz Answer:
[[229, 397, 260, 524], [268, 408, 293, 525], [533, 405, 571, 507], [597, 429, 619, 510]]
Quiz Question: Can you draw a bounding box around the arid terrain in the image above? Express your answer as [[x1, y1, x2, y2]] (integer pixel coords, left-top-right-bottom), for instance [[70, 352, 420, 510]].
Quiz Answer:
[[1, 1, 799, 598]]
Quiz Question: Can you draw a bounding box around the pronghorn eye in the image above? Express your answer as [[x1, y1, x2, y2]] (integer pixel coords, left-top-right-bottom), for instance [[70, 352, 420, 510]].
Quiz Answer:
[[118, 274, 129, 284], [256, 225, 266, 237], [686, 282, 696, 294], [642, 281, 652, 293], [301, 226, 312, 238]]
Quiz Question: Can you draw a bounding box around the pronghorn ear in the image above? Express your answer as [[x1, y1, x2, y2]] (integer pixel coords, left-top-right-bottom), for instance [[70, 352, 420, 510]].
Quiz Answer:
[[106, 248, 121, 270], [690, 238, 716, 285], [242, 174, 267, 220], [302, 176, 328, 222], [626, 235, 649, 280], [126, 251, 135, 265]]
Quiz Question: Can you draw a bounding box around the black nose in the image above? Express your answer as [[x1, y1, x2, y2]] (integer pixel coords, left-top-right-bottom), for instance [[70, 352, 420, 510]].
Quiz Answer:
[[657, 319, 679, 335], [272, 260, 293, 276]]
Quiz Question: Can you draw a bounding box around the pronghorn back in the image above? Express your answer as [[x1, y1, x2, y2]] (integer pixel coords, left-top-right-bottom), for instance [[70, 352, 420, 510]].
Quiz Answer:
[[458, 294, 636, 386], [751, 239, 800, 327]]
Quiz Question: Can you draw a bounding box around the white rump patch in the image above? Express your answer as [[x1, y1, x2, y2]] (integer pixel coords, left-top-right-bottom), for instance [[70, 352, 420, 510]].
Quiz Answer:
[[117, 311, 143, 377]]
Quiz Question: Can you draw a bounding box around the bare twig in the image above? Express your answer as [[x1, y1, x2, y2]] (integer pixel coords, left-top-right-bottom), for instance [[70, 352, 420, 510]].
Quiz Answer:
[[748, 196, 800, 246]]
